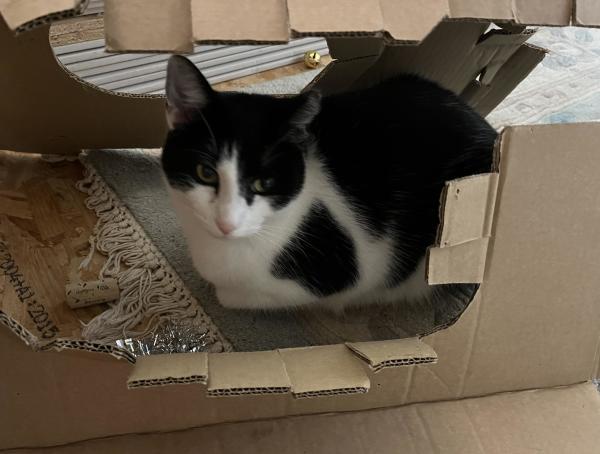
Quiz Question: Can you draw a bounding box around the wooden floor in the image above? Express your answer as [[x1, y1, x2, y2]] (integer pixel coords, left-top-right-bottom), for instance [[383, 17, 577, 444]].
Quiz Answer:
[[0, 151, 106, 341]]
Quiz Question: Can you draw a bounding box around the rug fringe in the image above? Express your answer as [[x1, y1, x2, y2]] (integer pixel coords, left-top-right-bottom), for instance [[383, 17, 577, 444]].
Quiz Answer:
[[75, 158, 230, 352]]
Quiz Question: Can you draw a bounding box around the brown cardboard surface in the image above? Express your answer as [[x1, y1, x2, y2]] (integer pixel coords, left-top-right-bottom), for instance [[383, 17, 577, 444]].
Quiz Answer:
[[325, 36, 385, 60], [575, 0, 600, 26], [192, 0, 289, 43], [279, 345, 370, 397], [305, 55, 381, 96], [454, 123, 600, 396], [3, 0, 600, 47], [347, 338, 437, 371], [448, 0, 572, 25], [9, 383, 600, 453], [0, 18, 167, 155], [2, 4, 600, 450], [349, 21, 487, 93], [380, 0, 449, 42], [462, 44, 546, 117], [104, 0, 193, 53], [128, 352, 208, 388], [208, 351, 291, 396], [0, 0, 81, 30], [288, 0, 384, 35], [438, 174, 498, 247], [427, 238, 490, 284]]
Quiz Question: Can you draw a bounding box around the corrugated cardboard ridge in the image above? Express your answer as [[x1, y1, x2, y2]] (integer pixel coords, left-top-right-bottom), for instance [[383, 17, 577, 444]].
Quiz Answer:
[[125, 339, 436, 398], [2, 0, 600, 47], [347, 338, 438, 372], [95, 0, 600, 51], [0, 309, 136, 362], [0, 0, 87, 32], [427, 173, 499, 284], [128, 352, 208, 388], [207, 351, 292, 397], [438, 174, 499, 247], [280, 345, 370, 398]]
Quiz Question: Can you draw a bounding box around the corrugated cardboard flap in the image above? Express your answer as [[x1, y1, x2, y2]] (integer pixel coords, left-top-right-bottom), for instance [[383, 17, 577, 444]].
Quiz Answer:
[[575, 0, 600, 26], [5, 0, 600, 49], [128, 352, 208, 388], [347, 338, 437, 372], [427, 173, 498, 284], [280, 345, 370, 398], [427, 238, 490, 284], [438, 173, 499, 247], [207, 351, 291, 397], [0, 0, 85, 31], [288, 0, 449, 43], [104, 0, 193, 53], [448, 0, 572, 25]]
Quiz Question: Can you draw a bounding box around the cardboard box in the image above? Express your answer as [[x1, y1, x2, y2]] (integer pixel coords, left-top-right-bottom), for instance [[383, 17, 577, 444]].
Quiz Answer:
[[1, 1, 600, 451]]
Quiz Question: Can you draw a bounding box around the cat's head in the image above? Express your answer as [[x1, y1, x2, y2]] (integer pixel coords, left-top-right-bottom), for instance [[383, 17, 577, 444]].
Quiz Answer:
[[161, 55, 320, 239]]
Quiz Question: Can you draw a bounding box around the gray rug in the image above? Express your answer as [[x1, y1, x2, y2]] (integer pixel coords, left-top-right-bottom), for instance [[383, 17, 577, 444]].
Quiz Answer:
[[85, 149, 451, 351], [86, 26, 600, 351]]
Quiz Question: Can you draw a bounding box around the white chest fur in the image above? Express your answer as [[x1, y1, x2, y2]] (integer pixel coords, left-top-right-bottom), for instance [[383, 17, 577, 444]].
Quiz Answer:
[[166, 156, 430, 310]]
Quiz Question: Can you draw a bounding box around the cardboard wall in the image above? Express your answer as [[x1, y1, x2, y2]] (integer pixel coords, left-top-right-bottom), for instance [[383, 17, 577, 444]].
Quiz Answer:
[[0, 18, 166, 155], [7, 383, 600, 454]]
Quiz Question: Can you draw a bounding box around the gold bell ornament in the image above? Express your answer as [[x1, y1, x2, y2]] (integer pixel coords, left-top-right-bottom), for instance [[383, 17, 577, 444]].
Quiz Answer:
[[304, 50, 321, 69]]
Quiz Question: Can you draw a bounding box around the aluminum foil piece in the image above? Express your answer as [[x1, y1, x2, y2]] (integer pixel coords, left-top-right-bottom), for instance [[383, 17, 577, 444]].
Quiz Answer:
[[115, 317, 218, 356]]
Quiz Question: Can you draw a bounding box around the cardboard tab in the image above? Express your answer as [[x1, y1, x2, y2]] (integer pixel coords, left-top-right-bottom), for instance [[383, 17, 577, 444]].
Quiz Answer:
[[477, 30, 536, 85], [438, 174, 499, 247], [104, 0, 193, 52], [279, 345, 369, 398], [288, 0, 383, 36], [192, 0, 289, 43], [0, 0, 83, 31], [326, 37, 385, 60], [575, 0, 600, 26], [427, 237, 490, 284], [307, 55, 381, 96], [380, 0, 449, 42], [449, 0, 571, 25], [448, 0, 514, 20], [207, 351, 291, 396], [128, 352, 208, 388], [347, 338, 437, 372], [462, 44, 546, 116]]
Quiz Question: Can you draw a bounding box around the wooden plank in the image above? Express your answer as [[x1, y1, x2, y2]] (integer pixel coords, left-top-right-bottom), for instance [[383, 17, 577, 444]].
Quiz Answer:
[[0, 151, 108, 340]]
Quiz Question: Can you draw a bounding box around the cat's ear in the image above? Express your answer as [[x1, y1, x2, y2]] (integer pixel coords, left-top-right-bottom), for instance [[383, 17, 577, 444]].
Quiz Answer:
[[289, 90, 322, 128], [165, 55, 213, 129]]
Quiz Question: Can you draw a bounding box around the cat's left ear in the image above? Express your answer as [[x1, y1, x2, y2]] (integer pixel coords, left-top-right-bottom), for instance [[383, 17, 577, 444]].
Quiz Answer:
[[289, 90, 322, 128], [165, 55, 213, 129]]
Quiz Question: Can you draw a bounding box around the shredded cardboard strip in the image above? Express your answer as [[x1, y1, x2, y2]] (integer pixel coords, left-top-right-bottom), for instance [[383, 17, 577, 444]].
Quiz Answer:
[[75, 157, 231, 353]]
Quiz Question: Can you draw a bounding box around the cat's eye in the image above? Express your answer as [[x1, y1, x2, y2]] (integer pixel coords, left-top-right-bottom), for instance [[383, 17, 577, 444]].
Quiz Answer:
[[196, 164, 218, 184], [252, 178, 274, 194]]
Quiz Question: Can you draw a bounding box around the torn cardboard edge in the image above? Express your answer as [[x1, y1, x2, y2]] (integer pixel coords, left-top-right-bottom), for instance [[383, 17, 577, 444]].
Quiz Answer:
[[126, 342, 434, 397], [0, 309, 136, 362], [347, 338, 438, 372], [426, 172, 499, 285], [1, 304, 437, 397], [2, 0, 600, 51]]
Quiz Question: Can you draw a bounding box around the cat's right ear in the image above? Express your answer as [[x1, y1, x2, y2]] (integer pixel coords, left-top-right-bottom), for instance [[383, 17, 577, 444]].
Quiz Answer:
[[165, 55, 213, 129]]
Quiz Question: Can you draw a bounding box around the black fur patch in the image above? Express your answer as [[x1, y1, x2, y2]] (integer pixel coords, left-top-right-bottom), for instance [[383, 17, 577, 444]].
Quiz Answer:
[[272, 202, 358, 296], [310, 74, 495, 286], [162, 75, 315, 208], [162, 58, 497, 298]]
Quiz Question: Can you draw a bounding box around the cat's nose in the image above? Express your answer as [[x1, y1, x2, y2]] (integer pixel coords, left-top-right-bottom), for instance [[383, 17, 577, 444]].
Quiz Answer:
[[216, 219, 235, 235]]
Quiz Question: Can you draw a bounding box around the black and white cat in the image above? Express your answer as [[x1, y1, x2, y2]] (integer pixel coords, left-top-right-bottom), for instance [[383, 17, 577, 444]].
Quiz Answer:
[[161, 55, 496, 311]]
